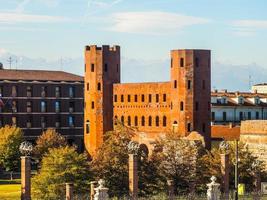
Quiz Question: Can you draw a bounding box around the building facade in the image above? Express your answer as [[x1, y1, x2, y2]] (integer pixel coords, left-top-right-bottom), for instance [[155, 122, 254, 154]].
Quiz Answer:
[[211, 90, 267, 125], [84, 45, 211, 155], [0, 69, 84, 150]]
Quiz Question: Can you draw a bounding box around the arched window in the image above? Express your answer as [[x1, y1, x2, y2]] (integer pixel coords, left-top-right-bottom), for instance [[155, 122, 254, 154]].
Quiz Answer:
[[141, 116, 145, 126], [163, 116, 167, 127], [128, 116, 131, 126], [86, 120, 90, 134], [97, 82, 101, 91], [156, 116, 159, 126], [148, 116, 152, 126], [180, 101, 184, 111], [121, 116, 124, 124], [134, 116, 138, 126]]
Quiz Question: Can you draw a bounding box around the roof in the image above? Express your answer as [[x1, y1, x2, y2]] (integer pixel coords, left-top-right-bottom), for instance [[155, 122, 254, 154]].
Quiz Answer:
[[0, 69, 83, 82], [253, 83, 267, 86], [211, 125, 240, 140]]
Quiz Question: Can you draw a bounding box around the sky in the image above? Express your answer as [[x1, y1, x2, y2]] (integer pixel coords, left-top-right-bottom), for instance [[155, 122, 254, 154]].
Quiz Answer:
[[0, 0, 267, 91]]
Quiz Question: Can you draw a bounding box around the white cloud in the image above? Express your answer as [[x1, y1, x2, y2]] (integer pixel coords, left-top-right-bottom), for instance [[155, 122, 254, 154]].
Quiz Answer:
[[87, 0, 123, 8], [106, 11, 211, 34], [0, 48, 7, 57], [0, 12, 71, 24], [232, 19, 267, 37]]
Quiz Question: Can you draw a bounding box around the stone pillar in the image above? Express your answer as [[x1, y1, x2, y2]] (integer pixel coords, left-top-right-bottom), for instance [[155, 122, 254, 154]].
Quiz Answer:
[[129, 154, 138, 200], [167, 179, 174, 200], [21, 156, 31, 200], [94, 179, 109, 200], [220, 153, 229, 199], [90, 181, 97, 200], [66, 183, 73, 200], [207, 176, 220, 200]]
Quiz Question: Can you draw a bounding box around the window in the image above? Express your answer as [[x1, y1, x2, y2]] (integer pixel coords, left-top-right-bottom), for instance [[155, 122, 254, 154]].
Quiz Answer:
[[69, 102, 75, 112], [41, 116, 46, 128], [26, 86, 32, 97], [195, 102, 199, 111], [163, 94, 166, 102], [187, 123, 191, 132], [27, 101, 32, 113], [171, 58, 173, 68], [91, 64, 94, 72], [0, 86, 2, 96], [141, 116, 145, 126], [134, 95, 138, 102], [114, 116, 118, 125], [84, 64, 86, 72], [148, 116, 152, 126], [202, 80, 206, 90], [187, 80, 191, 89], [142, 94, 145, 102], [86, 120, 90, 134], [211, 112, 215, 121], [202, 123, 206, 133], [180, 101, 184, 111], [134, 116, 138, 126], [41, 86, 46, 97], [55, 86, 61, 97], [41, 101, 46, 112], [121, 116, 124, 124], [180, 58, 184, 67], [55, 116, 60, 128], [68, 116, 74, 127], [69, 86, 75, 97], [114, 95, 117, 102], [12, 116, 17, 126], [12, 86, 17, 97], [87, 83, 89, 91], [128, 116, 131, 126], [26, 116, 32, 128], [156, 94, 159, 103], [256, 111, 259, 120], [174, 80, 177, 88], [239, 112, 243, 121], [104, 63, 108, 72], [223, 112, 227, 121], [55, 101, 60, 112], [91, 101, 95, 109], [12, 100, 17, 113], [149, 94, 152, 103], [97, 83, 101, 91], [163, 116, 167, 127], [0, 117, 2, 127], [128, 95, 131, 102], [195, 57, 199, 67], [121, 95, 124, 102], [155, 116, 159, 127], [248, 112, 251, 120]]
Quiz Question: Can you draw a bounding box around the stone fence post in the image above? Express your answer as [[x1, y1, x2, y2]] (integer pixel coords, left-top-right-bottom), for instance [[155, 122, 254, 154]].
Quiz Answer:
[[94, 179, 109, 200], [207, 176, 220, 200]]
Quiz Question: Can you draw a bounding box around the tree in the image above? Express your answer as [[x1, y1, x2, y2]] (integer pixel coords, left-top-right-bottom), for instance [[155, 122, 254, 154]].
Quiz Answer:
[[0, 125, 23, 178], [34, 129, 67, 159], [32, 146, 91, 199]]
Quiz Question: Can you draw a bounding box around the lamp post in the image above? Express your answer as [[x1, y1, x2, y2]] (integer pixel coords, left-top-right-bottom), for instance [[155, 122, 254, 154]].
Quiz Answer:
[[234, 140, 239, 200], [19, 141, 33, 200]]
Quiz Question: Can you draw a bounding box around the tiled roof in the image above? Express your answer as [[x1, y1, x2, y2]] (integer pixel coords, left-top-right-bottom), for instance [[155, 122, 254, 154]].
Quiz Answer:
[[211, 91, 267, 98], [0, 69, 83, 82], [211, 125, 240, 140]]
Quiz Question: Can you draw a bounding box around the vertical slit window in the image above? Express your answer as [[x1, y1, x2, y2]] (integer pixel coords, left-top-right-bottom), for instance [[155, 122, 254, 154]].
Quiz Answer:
[[163, 116, 167, 127], [91, 64, 94, 72], [174, 80, 177, 88], [128, 116, 131, 126], [141, 116, 145, 126], [180, 101, 184, 111], [148, 116, 152, 126], [156, 116, 159, 127], [134, 116, 138, 126], [180, 58, 184, 67]]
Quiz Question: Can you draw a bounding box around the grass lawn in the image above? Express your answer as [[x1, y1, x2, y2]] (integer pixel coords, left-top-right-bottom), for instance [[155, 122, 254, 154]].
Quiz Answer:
[[0, 179, 20, 200]]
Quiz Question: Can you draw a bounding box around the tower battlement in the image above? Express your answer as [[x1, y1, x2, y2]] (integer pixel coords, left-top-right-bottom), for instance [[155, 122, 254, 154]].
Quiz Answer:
[[85, 45, 120, 52]]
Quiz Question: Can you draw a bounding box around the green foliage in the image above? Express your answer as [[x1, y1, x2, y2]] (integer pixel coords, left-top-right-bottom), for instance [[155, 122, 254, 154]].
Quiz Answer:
[[33, 128, 67, 159], [32, 146, 91, 200], [0, 125, 23, 172]]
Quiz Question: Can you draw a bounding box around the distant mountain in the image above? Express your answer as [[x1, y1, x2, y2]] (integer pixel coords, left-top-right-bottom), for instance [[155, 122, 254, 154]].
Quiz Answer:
[[0, 52, 266, 92]]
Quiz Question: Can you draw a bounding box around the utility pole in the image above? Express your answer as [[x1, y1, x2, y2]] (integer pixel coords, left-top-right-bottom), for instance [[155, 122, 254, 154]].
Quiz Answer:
[[234, 140, 239, 200], [7, 57, 14, 69]]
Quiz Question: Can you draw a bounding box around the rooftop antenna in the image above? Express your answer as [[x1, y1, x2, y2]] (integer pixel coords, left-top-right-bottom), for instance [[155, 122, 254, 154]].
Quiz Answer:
[[15, 59, 18, 70], [7, 57, 14, 69], [248, 74, 252, 91]]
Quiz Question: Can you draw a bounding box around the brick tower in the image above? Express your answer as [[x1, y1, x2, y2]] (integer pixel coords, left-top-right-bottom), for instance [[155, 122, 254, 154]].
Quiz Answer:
[[170, 49, 211, 147], [84, 45, 120, 155]]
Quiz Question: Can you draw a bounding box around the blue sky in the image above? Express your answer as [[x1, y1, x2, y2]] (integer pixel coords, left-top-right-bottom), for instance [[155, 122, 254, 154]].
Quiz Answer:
[[0, 0, 267, 90]]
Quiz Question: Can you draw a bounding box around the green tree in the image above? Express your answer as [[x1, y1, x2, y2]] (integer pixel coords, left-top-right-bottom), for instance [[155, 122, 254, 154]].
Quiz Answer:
[[32, 146, 91, 200], [33, 128, 67, 159], [0, 125, 23, 177]]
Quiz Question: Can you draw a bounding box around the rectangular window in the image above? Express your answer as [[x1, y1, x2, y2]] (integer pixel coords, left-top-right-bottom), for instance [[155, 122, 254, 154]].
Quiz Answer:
[[114, 95, 117, 102], [180, 58, 184, 67], [69, 116, 74, 127], [41, 101, 46, 112], [141, 94, 145, 102], [91, 64, 94, 72], [180, 101, 184, 111], [91, 101, 94, 109], [149, 94, 152, 103], [26, 86, 32, 97], [55, 101, 60, 113], [55, 116, 61, 128], [163, 94, 166, 102], [69, 101, 75, 112], [239, 112, 243, 121], [87, 83, 89, 91], [26, 116, 32, 128], [174, 80, 177, 88], [187, 123, 191, 132], [27, 101, 32, 113], [187, 80, 191, 90], [223, 112, 227, 121], [55, 86, 61, 98], [156, 94, 159, 102], [121, 95, 124, 102], [41, 86, 46, 97], [41, 116, 46, 128], [134, 95, 138, 102], [211, 112, 215, 121], [128, 95, 131, 102], [69, 86, 75, 97], [12, 116, 17, 126], [248, 112, 251, 120], [256, 111, 259, 120], [12, 100, 17, 113], [12, 86, 17, 97]]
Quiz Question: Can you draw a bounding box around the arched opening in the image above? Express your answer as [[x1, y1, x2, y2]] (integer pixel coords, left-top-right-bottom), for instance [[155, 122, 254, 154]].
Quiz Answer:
[[121, 116, 124, 124], [141, 116, 145, 126], [163, 116, 167, 127], [128, 116, 131, 126], [156, 116, 159, 126], [148, 116, 152, 126]]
